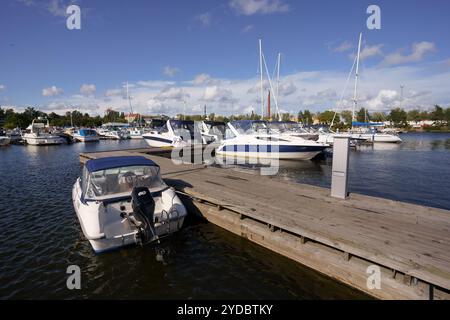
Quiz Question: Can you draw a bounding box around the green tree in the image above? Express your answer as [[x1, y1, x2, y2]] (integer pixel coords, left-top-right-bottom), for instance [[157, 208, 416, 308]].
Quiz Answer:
[[371, 112, 386, 123], [356, 108, 369, 122], [317, 110, 339, 125], [340, 110, 352, 125], [389, 108, 408, 127], [431, 105, 444, 124], [407, 109, 421, 123]]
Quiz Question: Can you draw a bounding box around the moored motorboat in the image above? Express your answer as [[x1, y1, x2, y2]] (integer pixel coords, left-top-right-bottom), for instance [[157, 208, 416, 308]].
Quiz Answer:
[[72, 156, 188, 253], [73, 128, 100, 142], [142, 119, 198, 148], [0, 128, 11, 146], [216, 120, 329, 160], [23, 117, 63, 145]]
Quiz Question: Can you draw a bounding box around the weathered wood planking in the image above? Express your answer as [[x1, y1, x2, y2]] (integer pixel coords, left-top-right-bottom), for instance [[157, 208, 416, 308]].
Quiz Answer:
[[79, 150, 450, 297]]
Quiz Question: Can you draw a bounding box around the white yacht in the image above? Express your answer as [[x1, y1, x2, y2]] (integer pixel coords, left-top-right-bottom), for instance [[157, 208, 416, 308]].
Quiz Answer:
[[23, 117, 63, 145], [349, 125, 402, 143], [216, 120, 329, 160], [128, 127, 144, 139], [73, 129, 100, 142], [142, 119, 198, 148], [72, 156, 188, 253], [0, 128, 11, 146]]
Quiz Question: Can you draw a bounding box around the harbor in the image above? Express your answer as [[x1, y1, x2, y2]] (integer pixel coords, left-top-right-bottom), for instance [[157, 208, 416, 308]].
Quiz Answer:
[[2, 0, 450, 305], [78, 142, 450, 300]]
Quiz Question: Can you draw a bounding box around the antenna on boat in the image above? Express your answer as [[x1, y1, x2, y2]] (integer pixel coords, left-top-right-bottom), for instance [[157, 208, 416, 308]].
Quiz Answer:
[[352, 32, 362, 124], [259, 39, 264, 119]]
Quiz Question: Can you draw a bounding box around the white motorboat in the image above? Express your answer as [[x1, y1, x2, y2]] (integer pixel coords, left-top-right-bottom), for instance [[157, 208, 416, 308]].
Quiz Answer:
[[104, 130, 124, 140], [0, 128, 11, 146], [73, 128, 100, 142], [23, 117, 63, 145], [7, 127, 22, 143], [350, 130, 402, 143], [142, 120, 198, 148], [197, 121, 226, 144], [128, 127, 144, 139], [72, 156, 188, 253], [216, 120, 329, 160]]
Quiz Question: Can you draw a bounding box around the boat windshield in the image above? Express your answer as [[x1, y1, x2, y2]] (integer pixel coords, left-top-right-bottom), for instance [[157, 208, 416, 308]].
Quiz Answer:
[[266, 122, 288, 132], [231, 121, 271, 135], [170, 120, 195, 138], [84, 165, 166, 199], [205, 122, 226, 136]]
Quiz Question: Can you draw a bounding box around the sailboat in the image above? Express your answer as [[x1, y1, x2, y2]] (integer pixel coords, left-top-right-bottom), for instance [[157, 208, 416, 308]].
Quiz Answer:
[[349, 33, 402, 143]]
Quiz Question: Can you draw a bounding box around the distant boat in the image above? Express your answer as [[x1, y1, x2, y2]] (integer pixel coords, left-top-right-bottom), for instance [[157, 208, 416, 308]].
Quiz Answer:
[[128, 127, 144, 139], [73, 128, 99, 142], [0, 128, 11, 146], [23, 117, 63, 146]]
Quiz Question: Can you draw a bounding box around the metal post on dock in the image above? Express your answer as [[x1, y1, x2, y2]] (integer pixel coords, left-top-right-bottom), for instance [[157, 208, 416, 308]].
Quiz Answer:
[[331, 136, 350, 199]]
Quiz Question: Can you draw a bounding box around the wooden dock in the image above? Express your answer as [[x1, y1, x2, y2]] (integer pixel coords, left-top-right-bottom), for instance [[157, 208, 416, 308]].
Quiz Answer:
[[79, 148, 450, 300]]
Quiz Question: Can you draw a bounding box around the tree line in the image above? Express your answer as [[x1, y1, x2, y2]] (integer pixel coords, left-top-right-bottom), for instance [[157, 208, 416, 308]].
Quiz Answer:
[[2, 105, 449, 130], [0, 107, 127, 129]]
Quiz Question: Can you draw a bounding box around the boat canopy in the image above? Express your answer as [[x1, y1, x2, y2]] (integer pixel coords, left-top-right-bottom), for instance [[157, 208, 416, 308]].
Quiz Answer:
[[86, 156, 158, 173], [351, 122, 384, 127], [230, 120, 269, 134]]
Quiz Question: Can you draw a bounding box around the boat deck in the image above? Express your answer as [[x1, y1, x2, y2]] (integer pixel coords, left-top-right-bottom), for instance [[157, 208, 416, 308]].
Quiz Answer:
[[79, 148, 450, 299]]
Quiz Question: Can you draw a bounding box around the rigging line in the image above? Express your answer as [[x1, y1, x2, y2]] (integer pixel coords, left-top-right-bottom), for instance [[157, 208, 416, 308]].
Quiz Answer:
[[262, 52, 281, 120], [330, 54, 357, 130]]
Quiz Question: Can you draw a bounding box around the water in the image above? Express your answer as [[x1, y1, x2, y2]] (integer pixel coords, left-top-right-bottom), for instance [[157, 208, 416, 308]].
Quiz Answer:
[[0, 133, 448, 299]]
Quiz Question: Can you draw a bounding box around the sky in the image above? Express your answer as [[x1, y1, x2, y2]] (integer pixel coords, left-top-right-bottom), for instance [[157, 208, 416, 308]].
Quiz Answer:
[[1, 0, 450, 117]]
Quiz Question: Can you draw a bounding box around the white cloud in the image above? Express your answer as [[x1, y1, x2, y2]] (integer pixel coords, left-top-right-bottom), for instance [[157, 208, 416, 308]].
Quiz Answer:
[[194, 12, 212, 27], [242, 24, 254, 33], [202, 86, 236, 103], [0, 84, 5, 91], [191, 73, 219, 86], [80, 83, 96, 95], [163, 66, 180, 77], [333, 41, 353, 53], [105, 88, 123, 97], [42, 86, 63, 97], [229, 0, 290, 16], [155, 87, 190, 101], [383, 42, 436, 66], [349, 44, 384, 61], [16, 0, 70, 17]]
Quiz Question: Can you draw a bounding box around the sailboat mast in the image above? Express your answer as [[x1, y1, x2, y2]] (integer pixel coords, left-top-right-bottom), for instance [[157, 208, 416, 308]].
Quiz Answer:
[[352, 32, 362, 123], [126, 82, 134, 125], [276, 53, 281, 102], [259, 39, 264, 119]]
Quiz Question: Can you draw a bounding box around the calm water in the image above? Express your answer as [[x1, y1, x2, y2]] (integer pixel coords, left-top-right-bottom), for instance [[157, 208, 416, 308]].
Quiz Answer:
[[0, 133, 448, 299]]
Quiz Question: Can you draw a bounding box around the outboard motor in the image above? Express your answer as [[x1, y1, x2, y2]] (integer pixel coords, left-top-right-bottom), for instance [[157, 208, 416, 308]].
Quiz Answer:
[[131, 187, 156, 244]]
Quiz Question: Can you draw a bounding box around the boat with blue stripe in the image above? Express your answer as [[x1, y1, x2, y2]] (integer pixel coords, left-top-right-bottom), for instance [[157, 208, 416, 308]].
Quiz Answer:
[[216, 120, 329, 160]]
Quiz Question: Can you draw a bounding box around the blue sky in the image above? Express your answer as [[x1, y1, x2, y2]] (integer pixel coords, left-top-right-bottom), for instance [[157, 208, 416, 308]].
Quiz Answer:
[[1, 0, 450, 116]]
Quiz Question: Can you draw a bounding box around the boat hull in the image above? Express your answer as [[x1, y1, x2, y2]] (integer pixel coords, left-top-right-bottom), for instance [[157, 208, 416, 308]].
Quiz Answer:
[[24, 135, 63, 145], [216, 145, 327, 160], [143, 134, 174, 147], [0, 137, 11, 146], [351, 133, 402, 143], [73, 135, 99, 142]]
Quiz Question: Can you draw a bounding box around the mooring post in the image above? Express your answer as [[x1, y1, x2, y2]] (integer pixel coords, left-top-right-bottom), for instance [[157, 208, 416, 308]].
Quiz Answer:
[[331, 136, 350, 199]]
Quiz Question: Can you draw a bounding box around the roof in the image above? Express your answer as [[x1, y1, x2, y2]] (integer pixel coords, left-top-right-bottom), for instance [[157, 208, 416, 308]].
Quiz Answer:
[[85, 156, 158, 172]]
